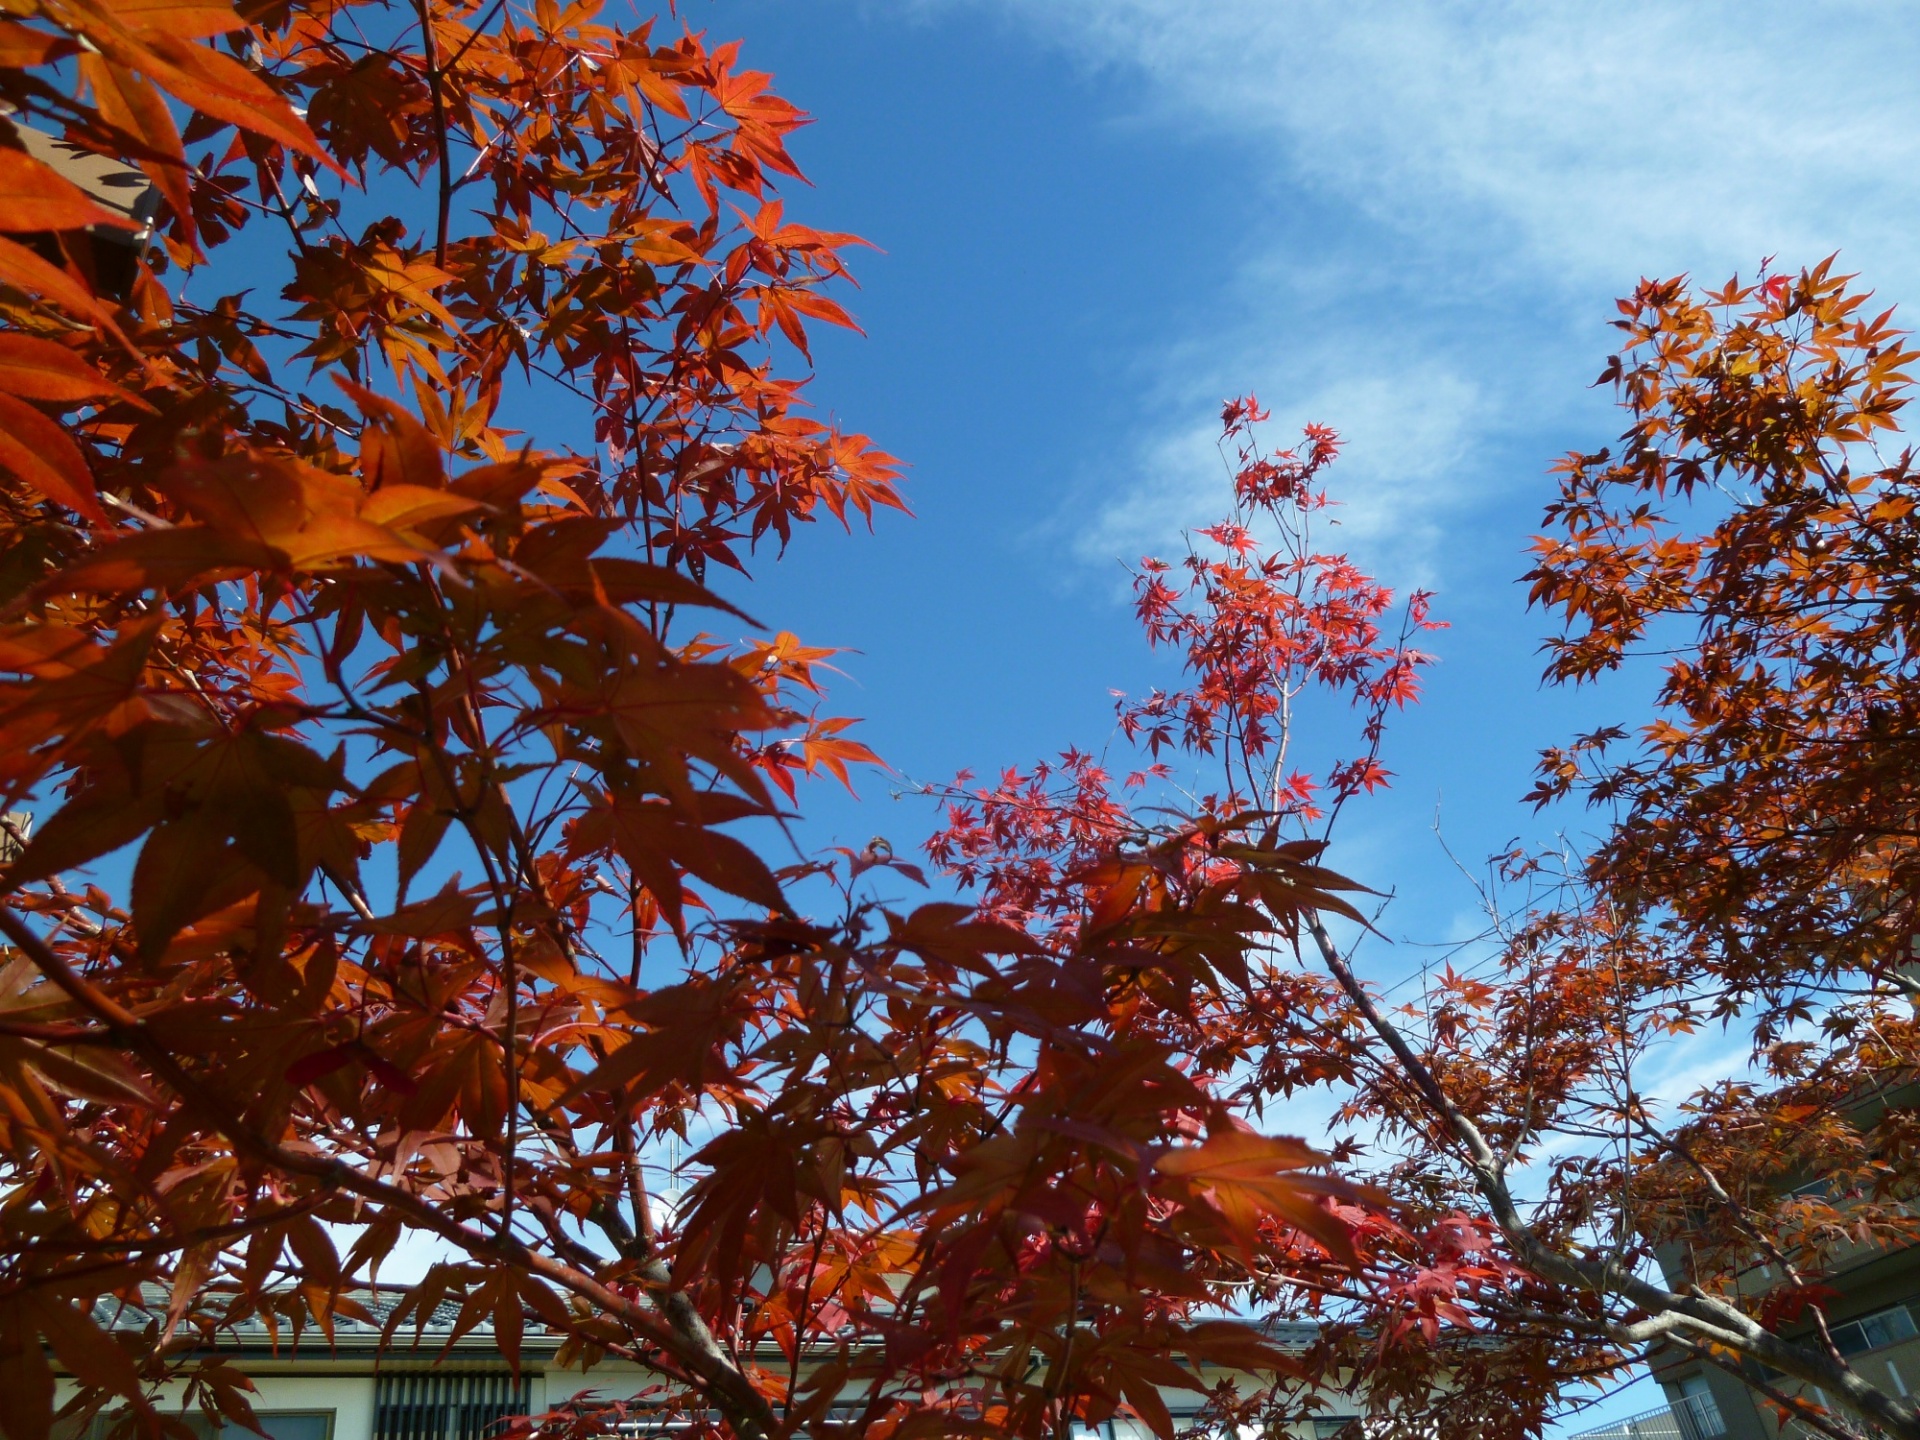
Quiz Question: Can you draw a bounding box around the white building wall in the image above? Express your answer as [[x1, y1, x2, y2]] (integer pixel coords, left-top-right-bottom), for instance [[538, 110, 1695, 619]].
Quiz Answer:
[[247, 1375, 377, 1440], [53, 1373, 376, 1440]]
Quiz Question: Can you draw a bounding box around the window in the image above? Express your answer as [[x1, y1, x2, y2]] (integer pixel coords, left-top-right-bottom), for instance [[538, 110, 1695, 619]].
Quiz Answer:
[[1674, 1375, 1726, 1440], [1831, 1303, 1919, 1357], [1758, 1301, 1920, 1376], [375, 1370, 529, 1440], [78, 1415, 333, 1440]]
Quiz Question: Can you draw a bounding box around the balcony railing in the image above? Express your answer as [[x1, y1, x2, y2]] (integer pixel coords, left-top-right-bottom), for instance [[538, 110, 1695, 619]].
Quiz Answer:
[[1568, 1392, 1726, 1440]]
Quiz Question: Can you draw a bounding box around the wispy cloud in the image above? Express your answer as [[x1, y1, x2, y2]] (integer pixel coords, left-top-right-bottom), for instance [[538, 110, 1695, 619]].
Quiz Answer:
[[979, 1, 1920, 285], [1069, 344, 1487, 590], [954, 0, 1920, 582]]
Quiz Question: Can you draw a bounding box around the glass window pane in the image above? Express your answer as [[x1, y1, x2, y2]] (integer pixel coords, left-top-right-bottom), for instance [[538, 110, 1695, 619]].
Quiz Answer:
[[190, 1415, 334, 1440], [84, 1416, 333, 1440], [1850, 1305, 1917, 1352], [257, 1417, 334, 1440]]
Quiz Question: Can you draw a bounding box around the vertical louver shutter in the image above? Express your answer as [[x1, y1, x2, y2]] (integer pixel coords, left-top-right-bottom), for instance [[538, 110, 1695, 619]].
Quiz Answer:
[[374, 1369, 530, 1440]]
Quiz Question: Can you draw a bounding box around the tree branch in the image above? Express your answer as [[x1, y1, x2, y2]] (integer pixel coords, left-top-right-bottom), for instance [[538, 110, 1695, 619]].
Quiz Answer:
[[0, 906, 779, 1440], [1302, 911, 1920, 1440]]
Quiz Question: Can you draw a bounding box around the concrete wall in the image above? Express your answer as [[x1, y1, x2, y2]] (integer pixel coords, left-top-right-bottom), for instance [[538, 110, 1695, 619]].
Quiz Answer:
[[53, 1373, 377, 1440], [55, 1358, 1375, 1438]]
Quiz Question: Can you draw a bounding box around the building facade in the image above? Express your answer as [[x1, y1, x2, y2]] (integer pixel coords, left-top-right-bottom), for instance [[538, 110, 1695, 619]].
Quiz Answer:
[[53, 1297, 1381, 1440], [1576, 1084, 1920, 1440]]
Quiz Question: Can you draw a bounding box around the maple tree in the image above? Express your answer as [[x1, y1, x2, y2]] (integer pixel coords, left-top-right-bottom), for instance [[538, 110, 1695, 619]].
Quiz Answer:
[[0, 3, 1426, 1440], [918, 403, 1612, 1440], [1248, 261, 1920, 1440], [1517, 261, 1920, 1437], [923, 260, 1920, 1440], [19, 0, 1888, 1434]]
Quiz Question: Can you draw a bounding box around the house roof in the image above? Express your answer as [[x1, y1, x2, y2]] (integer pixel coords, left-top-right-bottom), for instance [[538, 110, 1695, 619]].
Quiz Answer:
[[8, 121, 160, 232]]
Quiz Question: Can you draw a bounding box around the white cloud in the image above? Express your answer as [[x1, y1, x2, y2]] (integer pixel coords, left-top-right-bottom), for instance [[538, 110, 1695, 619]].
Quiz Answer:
[[962, 0, 1920, 582], [983, 1, 1920, 287], [1071, 349, 1485, 590]]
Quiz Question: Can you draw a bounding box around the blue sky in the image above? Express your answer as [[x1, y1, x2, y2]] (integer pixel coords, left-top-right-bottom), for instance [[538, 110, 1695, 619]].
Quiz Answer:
[[670, 2, 1920, 1427], [700, 0, 1920, 930]]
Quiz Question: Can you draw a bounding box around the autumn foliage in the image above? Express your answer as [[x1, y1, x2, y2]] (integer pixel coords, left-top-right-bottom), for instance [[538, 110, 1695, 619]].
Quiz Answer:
[[0, 3, 1434, 1440], [1314, 263, 1920, 1440], [1505, 263, 1920, 1437], [11, 0, 1913, 1435]]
